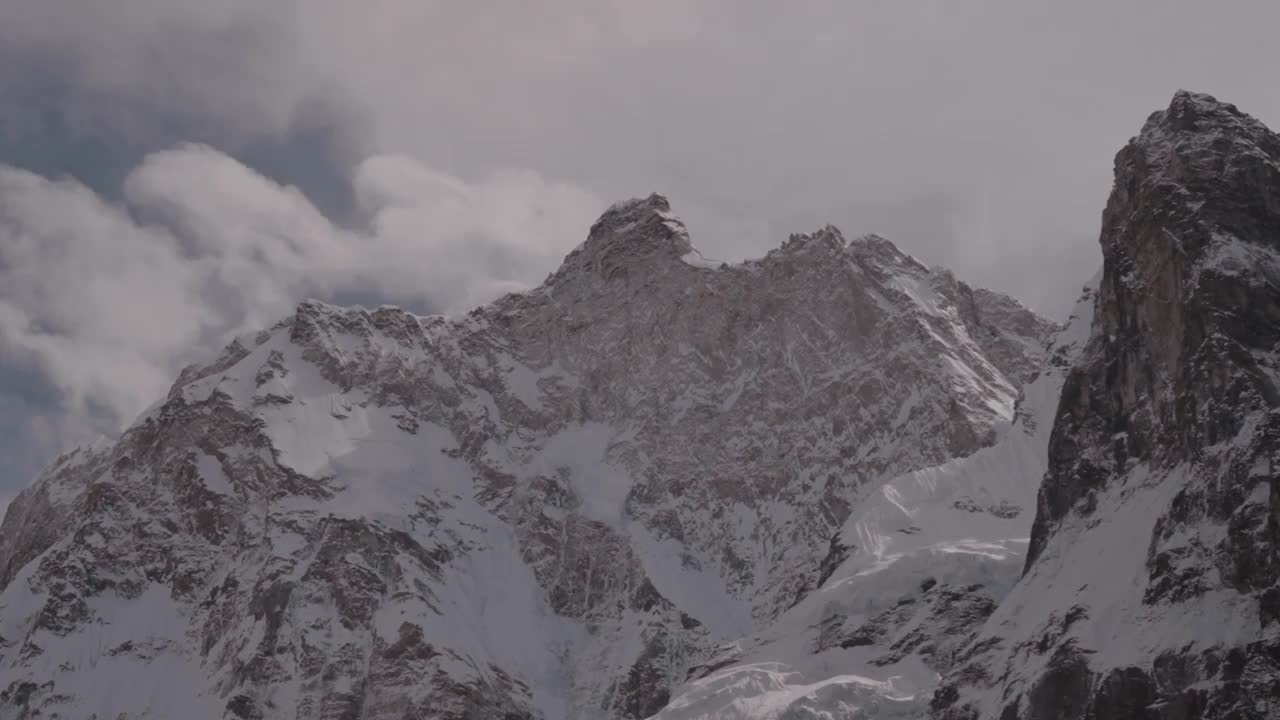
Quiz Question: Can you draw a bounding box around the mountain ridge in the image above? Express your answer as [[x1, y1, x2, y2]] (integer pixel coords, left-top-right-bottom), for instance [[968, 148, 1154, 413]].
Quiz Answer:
[[0, 190, 1055, 719]]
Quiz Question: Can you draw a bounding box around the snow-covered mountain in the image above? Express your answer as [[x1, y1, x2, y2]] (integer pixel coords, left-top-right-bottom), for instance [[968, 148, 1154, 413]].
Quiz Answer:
[[3, 89, 1275, 720], [0, 192, 1055, 718]]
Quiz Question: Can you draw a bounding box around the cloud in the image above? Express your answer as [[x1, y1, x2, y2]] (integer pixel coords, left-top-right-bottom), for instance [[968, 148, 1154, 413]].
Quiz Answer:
[[0, 166, 210, 416], [0, 145, 601, 495], [351, 155, 601, 310], [0, 0, 301, 143], [0, 367, 87, 519], [4, 0, 1280, 498], [6, 1, 1280, 318]]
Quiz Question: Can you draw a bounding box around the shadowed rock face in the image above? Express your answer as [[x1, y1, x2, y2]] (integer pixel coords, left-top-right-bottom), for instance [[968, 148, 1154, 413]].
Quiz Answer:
[[1030, 90, 1280, 568], [0, 192, 1052, 719], [934, 91, 1280, 720]]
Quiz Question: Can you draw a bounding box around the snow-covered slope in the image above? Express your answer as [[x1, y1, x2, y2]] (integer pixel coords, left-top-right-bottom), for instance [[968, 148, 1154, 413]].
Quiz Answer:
[[652, 276, 1096, 719], [0, 196, 1056, 719], [932, 91, 1280, 719]]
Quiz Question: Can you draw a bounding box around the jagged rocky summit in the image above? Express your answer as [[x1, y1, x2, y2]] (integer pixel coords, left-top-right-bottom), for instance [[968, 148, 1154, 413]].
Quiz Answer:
[[2, 89, 1276, 720]]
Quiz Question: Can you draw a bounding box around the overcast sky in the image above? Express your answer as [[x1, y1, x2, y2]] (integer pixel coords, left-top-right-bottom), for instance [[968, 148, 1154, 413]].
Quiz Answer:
[[1, 0, 1278, 508]]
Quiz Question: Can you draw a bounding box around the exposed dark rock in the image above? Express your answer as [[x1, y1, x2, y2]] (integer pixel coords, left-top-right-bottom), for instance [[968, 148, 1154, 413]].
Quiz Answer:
[[935, 90, 1280, 720]]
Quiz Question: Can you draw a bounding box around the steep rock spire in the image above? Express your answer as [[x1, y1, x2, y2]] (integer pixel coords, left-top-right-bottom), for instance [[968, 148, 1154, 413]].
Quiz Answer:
[[550, 193, 694, 284], [932, 89, 1280, 720]]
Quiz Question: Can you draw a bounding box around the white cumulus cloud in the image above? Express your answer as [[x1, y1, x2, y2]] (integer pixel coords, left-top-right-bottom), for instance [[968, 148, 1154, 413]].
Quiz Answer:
[[0, 145, 601, 494]]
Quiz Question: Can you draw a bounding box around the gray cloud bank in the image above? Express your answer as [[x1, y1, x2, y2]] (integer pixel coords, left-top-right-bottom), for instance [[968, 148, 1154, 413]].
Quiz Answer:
[[2, 0, 1279, 505]]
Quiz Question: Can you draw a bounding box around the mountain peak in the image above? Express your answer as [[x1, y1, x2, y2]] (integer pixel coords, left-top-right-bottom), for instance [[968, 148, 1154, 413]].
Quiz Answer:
[[1108, 90, 1280, 284], [1163, 89, 1239, 127], [782, 224, 846, 250], [552, 193, 695, 283], [1129, 89, 1280, 173], [594, 192, 677, 227]]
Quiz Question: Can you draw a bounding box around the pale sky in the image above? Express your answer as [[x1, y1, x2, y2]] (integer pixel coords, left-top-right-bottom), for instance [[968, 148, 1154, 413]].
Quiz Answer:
[[2, 0, 1279, 504]]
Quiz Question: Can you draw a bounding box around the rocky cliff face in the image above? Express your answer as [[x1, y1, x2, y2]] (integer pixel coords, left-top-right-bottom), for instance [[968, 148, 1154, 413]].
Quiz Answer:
[[932, 91, 1280, 720], [0, 195, 1054, 719]]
